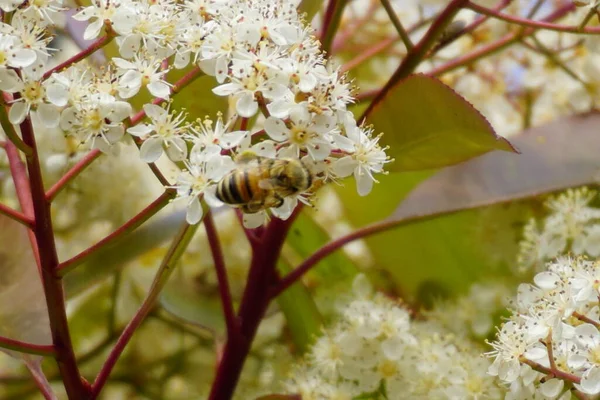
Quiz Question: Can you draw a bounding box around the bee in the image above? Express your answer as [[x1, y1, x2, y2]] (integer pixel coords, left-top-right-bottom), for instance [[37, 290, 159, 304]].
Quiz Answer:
[[216, 152, 314, 214]]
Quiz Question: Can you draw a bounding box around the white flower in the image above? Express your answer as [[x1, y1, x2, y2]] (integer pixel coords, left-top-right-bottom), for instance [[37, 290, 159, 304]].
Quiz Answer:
[[72, 0, 120, 40], [60, 93, 132, 153], [114, 55, 171, 99], [0, 35, 36, 69], [127, 104, 189, 163], [212, 69, 287, 117], [174, 155, 235, 224], [487, 321, 532, 383], [0, 65, 60, 127], [264, 105, 337, 160], [332, 124, 391, 196], [188, 113, 247, 160], [0, 16, 52, 65]]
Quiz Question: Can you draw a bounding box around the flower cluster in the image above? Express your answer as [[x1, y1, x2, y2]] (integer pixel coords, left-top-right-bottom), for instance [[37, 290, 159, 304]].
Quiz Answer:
[[487, 256, 600, 398], [285, 275, 504, 399], [517, 187, 600, 273], [44, 0, 391, 227]]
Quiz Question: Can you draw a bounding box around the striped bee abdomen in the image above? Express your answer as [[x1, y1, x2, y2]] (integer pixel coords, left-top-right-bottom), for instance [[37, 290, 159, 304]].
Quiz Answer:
[[216, 165, 267, 206]]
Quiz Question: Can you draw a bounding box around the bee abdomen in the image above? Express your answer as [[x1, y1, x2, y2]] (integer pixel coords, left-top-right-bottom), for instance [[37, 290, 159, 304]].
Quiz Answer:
[[216, 171, 253, 205]]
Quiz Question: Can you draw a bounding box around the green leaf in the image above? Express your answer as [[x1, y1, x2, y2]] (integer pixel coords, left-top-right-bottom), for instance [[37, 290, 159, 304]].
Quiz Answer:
[[393, 113, 600, 220], [298, 0, 323, 21], [288, 212, 358, 282], [335, 171, 522, 299], [275, 261, 321, 354], [363, 74, 517, 172]]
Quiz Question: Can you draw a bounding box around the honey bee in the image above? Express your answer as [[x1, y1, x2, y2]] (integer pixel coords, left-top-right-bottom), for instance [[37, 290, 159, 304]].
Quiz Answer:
[[216, 152, 314, 214]]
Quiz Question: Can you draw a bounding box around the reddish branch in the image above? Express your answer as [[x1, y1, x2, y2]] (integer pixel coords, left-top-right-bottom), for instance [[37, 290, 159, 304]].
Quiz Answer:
[[0, 335, 55, 356], [204, 211, 238, 337], [18, 114, 87, 398], [90, 221, 196, 399], [208, 216, 296, 400], [42, 33, 114, 80], [0, 202, 33, 227], [466, 1, 597, 34], [45, 149, 102, 202], [57, 189, 176, 275]]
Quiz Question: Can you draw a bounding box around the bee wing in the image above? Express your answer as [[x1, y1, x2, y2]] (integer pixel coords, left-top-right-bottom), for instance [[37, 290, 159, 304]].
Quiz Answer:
[[258, 178, 276, 190]]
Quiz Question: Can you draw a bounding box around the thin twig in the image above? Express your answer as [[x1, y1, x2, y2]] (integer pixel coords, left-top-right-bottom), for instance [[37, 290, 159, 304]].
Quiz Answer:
[[45, 149, 102, 202], [57, 189, 176, 275], [380, 0, 413, 50], [204, 211, 237, 337], [467, 2, 594, 34], [19, 110, 86, 398], [90, 221, 199, 399], [42, 32, 114, 80], [0, 336, 55, 356], [0, 202, 33, 227]]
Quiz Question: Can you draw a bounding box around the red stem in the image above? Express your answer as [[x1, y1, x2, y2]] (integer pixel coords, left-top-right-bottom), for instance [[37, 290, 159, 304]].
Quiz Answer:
[[57, 189, 176, 276], [0, 336, 55, 356], [0, 201, 33, 227], [204, 211, 238, 337], [208, 216, 295, 400], [42, 34, 114, 80], [359, 0, 469, 123], [45, 149, 102, 202], [19, 115, 86, 398], [90, 221, 195, 399], [429, 3, 576, 77], [467, 1, 593, 34], [4, 140, 40, 269]]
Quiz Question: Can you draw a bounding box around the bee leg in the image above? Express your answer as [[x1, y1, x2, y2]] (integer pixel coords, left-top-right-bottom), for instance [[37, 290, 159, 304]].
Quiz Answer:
[[264, 194, 284, 209], [241, 200, 265, 214]]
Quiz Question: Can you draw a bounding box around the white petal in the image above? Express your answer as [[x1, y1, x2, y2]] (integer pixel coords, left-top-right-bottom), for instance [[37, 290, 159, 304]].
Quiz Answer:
[[214, 56, 228, 84], [356, 167, 374, 196], [147, 81, 171, 99], [127, 123, 153, 137], [534, 272, 559, 289], [540, 378, 564, 398], [186, 198, 204, 225], [264, 117, 288, 142], [174, 51, 190, 69], [332, 156, 356, 178], [307, 142, 331, 161], [0, 68, 22, 91], [251, 140, 277, 158], [243, 212, 266, 229], [143, 104, 165, 121], [8, 102, 27, 124], [72, 7, 95, 21], [10, 49, 36, 68], [108, 102, 132, 122], [83, 19, 104, 41], [139, 137, 163, 163], [219, 131, 247, 149], [45, 83, 69, 107], [105, 126, 124, 143], [36, 104, 59, 128], [165, 137, 187, 161], [118, 34, 141, 59], [266, 99, 293, 119], [212, 82, 240, 97], [580, 367, 600, 395], [112, 58, 135, 69], [298, 73, 318, 93], [235, 93, 258, 118]]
